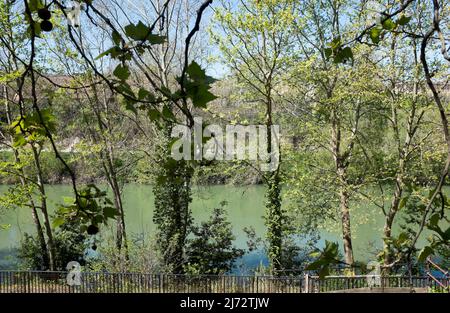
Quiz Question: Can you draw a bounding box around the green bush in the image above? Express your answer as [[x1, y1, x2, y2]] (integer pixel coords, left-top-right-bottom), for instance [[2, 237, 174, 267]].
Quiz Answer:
[[17, 217, 89, 271], [184, 202, 245, 275]]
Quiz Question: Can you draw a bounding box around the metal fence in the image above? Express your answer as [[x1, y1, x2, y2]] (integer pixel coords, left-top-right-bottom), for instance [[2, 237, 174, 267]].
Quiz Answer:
[[0, 271, 448, 293], [304, 275, 450, 293], [0, 271, 303, 293]]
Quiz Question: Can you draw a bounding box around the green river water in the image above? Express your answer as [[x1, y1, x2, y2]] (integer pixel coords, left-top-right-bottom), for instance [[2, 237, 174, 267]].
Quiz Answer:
[[0, 184, 435, 270]]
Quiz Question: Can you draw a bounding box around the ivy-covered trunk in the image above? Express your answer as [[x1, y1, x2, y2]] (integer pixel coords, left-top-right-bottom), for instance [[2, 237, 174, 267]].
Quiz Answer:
[[153, 121, 193, 274], [263, 91, 284, 274], [265, 171, 283, 273]]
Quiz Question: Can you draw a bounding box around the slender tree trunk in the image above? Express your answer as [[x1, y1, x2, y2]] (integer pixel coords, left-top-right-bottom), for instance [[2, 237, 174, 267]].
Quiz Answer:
[[383, 37, 418, 269], [383, 108, 416, 269], [89, 81, 130, 260], [31, 144, 57, 271], [17, 146, 49, 269], [383, 165, 404, 267], [264, 89, 283, 273], [331, 108, 354, 267], [337, 167, 354, 266], [100, 151, 129, 260], [4, 86, 50, 269], [107, 154, 129, 259]]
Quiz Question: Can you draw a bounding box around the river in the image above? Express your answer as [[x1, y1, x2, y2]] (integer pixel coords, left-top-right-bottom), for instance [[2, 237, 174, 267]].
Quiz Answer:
[[0, 184, 435, 270]]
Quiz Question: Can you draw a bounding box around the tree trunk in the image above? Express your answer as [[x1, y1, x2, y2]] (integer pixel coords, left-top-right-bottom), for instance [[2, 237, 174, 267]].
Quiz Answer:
[[31, 144, 57, 271], [337, 168, 354, 266], [331, 107, 354, 267], [265, 171, 283, 272], [383, 173, 403, 268], [110, 166, 129, 259], [264, 90, 283, 274], [102, 142, 129, 259], [4, 87, 50, 269], [153, 121, 192, 274]]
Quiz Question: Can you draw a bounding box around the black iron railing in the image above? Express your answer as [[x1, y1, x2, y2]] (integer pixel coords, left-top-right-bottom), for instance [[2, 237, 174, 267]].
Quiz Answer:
[[304, 274, 449, 293], [0, 271, 303, 293], [1, 271, 448, 293]]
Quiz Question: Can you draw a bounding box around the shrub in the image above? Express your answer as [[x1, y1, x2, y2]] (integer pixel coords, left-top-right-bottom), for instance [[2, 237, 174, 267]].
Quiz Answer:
[[17, 216, 88, 271], [184, 202, 244, 275]]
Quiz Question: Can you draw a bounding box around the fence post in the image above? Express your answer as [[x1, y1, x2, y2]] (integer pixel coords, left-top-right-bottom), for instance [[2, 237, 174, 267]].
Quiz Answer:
[[304, 274, 309, 293]]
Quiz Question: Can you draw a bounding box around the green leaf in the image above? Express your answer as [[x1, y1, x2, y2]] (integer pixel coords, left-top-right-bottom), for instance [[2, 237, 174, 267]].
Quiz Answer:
[[186, 61, 206, 81], [113, 64, 130, 81], [124, 99, 137, 114], [52, 217, 65, 229], [428, 213, 440, 228], [382, 18, 397, 31], [12, 134, 26, 148], [96, 46, 122, 60], [443, 227, 450, 241], [138, 88, 150, 100], [318, 266, 330, 279], [397, 232, 409, 244], [190, 87, 217, 108], [124, 21, 165, 43], [418, 246, 434, 262], [397, 15, 412, 26], [399, 196, 408, 210], [323, 240, 339, 258], [324, 48, 332, 59], [125, 21, 148, 40], [330, 37, 341, 49], [93, 214, 104, 225], [305, 259, 326, 270], [162, 105, 175, 120], [28, 0, 44, 11], [341, 47, 353, 60], [0, 224, 11, 230], [370, 27, 382, 44], [103, 206, 119, 219], [146, 34, 166, 44], [148, 109, 161, 121], [63, 197, 75, 205], [333, 47, 353, 64], [112, 31, 122, 45], [115, 82, 135, 97]]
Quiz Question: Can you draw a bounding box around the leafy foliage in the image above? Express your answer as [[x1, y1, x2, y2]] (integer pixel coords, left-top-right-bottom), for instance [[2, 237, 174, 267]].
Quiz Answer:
[[305, 241, 341, 279], [184, 202, 244, 275], [18, 214, 89, 270], [54, 184, 120, 234]]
